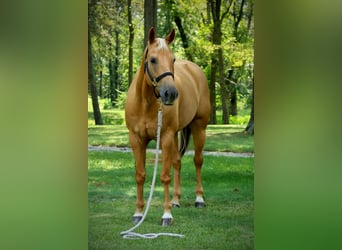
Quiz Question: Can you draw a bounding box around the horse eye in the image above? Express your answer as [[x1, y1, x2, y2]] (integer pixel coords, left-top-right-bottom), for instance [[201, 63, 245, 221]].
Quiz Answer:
[[173, 58, 176, 63], [150, 57, 157, 64]]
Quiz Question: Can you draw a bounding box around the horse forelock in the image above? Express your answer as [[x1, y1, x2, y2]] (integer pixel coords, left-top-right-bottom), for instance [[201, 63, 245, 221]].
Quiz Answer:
[[156, 38, 168, 51]]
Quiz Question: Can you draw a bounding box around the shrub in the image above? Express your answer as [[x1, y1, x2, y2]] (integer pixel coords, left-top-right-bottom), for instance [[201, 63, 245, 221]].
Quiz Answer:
[[114, 90, 127, 109], [103, 99, 114, 110]]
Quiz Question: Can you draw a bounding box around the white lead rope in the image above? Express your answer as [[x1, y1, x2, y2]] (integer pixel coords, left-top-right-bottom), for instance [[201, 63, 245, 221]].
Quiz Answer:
[[120, 107, 185, 239]]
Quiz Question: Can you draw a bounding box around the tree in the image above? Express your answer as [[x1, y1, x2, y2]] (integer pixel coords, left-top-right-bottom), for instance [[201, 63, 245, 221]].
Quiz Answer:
[[128, 0, 134, 86], [245, 75, 254, 134], [228, 0, 246, 117], [159, 0, 173, 35], [174, 15, 193, 61], [108, 30, 120, 105], [144, 0, 157, 46], [88, 29, 103, 125], [88, 0, 103, 125], [208, 0, 231, 124]]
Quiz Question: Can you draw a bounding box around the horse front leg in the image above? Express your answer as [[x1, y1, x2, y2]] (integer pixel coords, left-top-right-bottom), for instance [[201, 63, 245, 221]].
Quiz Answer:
[[129, 132, 147, 223], [171, 134, 181, 208], [160, 133, 177, 226]]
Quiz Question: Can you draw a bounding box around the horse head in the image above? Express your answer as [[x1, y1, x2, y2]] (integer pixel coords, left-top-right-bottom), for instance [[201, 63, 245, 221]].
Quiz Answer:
[[144, 27, 178, 105]]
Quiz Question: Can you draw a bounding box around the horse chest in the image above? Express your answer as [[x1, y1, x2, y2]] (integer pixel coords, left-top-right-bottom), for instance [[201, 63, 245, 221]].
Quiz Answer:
[[133, 118, 158, 139]]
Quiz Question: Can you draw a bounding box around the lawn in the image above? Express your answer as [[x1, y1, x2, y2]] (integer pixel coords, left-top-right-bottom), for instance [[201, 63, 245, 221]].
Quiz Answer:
[[88, 124, 254, 153], [88, 99, 254, 249], [88, 151, 254, 249]]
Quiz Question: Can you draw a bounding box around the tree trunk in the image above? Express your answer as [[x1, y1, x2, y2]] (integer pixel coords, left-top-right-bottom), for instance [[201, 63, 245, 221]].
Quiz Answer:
[[245, 75, 254, 134], [108, 59, 115, 104], [218, 46, 229, 124], [206, 0, 211, 25], [163, 0, 173, 34], [144, 0, 157, 46], [108, 30, 119, 106], [227, 69, 237, 116], [114, 30, 119, 98], [230, 87, 237, 116], [88, 30, 103, 125], [247, 0, 254, 36], [128, 0, 134, 86], [209, 0, 227, 124], [99, 69, 103, 98], [209, 57, 217, 124], [233, 0, 246, 41], [174, 15, 193, 61]]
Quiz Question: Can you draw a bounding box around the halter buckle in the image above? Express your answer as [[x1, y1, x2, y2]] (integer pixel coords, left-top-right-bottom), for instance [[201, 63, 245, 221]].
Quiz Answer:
[[152, 79, 158, 87]]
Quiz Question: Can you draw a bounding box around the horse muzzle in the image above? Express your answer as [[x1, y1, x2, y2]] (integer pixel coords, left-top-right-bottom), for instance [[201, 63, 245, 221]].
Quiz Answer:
[[158, 84, 178, 105]]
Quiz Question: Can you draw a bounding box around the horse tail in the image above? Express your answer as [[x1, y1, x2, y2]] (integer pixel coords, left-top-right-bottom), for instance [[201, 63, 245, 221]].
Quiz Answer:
[[179, 126, 191, 157]]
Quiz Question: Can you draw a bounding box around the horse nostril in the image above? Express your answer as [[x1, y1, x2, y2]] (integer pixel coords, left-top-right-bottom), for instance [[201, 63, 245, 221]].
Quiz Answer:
[[159, 86, 178, 105]]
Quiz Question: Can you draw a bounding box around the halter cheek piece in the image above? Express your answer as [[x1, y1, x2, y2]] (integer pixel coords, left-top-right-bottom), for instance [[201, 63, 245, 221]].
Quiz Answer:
[[144, 48, 174, 98]]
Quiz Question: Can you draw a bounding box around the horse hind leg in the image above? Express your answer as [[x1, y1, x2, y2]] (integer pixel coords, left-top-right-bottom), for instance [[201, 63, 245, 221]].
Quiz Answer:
[[190, 121, 207, 208]]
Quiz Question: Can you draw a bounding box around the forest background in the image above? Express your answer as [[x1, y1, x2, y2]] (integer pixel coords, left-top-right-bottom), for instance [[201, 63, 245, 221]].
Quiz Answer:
[[88, 0, 254, 133]]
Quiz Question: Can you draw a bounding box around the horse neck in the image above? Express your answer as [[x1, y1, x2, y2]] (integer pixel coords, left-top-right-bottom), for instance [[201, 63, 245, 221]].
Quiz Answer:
[[134, 64, 158, 107]]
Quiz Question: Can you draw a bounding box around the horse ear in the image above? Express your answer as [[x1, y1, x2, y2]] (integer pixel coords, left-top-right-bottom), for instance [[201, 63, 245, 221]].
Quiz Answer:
[[165, 29, 175, 44], [148, 27, 156, 44]]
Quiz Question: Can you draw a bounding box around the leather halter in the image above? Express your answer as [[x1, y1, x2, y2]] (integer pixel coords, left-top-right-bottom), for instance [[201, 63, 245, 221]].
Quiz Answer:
[[144, 48, 174, 98]]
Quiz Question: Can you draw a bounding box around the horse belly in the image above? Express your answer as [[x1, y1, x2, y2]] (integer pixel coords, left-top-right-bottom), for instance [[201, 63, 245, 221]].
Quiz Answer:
[[175, 61, 210, 128]]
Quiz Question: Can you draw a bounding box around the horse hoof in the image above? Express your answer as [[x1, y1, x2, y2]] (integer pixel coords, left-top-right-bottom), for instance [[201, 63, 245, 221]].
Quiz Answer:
[[161, 218, 173, 226], [195, 202, 206, 208], [172, 203, 180, 208], [133, 216, 142, 224]]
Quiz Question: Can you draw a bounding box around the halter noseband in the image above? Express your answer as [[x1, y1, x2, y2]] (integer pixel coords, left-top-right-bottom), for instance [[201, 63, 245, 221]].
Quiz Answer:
[[144, 62, 174, 87], [144, 48, 174, 98]]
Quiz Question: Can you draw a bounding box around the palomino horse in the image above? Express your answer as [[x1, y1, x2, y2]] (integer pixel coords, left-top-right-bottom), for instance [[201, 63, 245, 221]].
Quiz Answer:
[[125, 27, 210, 226]]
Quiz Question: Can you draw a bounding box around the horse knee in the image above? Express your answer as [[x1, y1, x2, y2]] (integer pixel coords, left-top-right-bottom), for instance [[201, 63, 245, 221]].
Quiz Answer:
[[160, 173, 171, 185], [173, 158, 181, 170], [194, 154, 203, 167], [135, 171, 146, 184]]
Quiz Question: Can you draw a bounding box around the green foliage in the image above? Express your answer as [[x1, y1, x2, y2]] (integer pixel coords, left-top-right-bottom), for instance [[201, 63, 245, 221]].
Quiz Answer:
[[215, 115, 249, 126], [114, 90, 127, 109], [88, 151, 254, 249], [230, 115, 250, 125], [103, 99, 113, 110], [89, 0, 254, 124], [89, 0, 144, 100]]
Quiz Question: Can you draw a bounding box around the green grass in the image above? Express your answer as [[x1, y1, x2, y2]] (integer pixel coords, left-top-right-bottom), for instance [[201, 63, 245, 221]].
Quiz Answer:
[[88, 124, 254, 153], [88, 151, 254, 249], [88, 125, 129, 147], [88, 110, 125, 126]]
